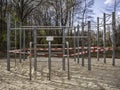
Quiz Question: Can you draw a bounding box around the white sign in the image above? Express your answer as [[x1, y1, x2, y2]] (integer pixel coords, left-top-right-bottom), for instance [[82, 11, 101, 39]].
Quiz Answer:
[[46, 36, 54, 41]]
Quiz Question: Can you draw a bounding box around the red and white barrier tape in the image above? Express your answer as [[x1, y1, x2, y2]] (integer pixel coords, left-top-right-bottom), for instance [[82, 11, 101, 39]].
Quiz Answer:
[[9, 47, 112, 57]]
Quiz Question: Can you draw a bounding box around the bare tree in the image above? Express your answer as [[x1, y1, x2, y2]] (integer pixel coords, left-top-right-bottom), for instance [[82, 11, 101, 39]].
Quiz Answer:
[[74, 0, 94, 24], [0, 0, 7, 30], [105, 0, 120, 12], [105, 0, 120, 47], [10, 0, 43, 24], [0, 0, 8, 50]]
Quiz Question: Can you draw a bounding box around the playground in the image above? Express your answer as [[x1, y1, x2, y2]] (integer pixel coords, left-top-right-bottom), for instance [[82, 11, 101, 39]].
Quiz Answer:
[[1, 0, 120, 89], [0, 0, 120, 90], [0, 11, 119, 90]]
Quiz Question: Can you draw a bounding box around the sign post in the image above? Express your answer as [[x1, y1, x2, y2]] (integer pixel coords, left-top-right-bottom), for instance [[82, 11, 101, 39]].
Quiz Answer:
[[29, 42, 32, 80], [46, 36, 54, 80]]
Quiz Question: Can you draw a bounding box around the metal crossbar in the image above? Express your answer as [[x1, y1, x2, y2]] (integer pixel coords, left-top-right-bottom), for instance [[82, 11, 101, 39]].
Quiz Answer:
[[37, 36, 88, 38], [21, 26, 73, 28], [10, 26, 74, 30], [10, 28, 63, 30], [36, 44, 63, 46]]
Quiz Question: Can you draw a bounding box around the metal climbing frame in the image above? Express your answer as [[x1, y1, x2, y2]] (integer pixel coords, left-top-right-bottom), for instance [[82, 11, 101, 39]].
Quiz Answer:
[[6, 12, 92, 74], [96, 12, 116, 65], [6, 13, 75, 71], [20, 26, 73, 72]]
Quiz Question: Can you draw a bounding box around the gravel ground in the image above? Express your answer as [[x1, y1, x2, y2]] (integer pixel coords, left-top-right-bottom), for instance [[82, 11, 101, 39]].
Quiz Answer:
[[0, 57, 120, 90]]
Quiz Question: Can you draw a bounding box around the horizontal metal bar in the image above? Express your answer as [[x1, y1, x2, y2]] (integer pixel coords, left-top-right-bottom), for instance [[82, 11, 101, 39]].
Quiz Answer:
[[10, 28, 63, 30], [21, 26, 73, 28], [37, 36, 88, 38], [36, 44, 63, 46]]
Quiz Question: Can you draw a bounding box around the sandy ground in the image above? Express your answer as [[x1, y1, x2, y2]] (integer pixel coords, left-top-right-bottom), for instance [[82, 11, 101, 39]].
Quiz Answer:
[[0, 57, 120, 90]]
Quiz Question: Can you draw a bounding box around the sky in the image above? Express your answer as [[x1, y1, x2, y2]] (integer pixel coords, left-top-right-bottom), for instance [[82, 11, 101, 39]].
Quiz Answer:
[[75, 0, 118, 25], [93, 0, 118, 19]]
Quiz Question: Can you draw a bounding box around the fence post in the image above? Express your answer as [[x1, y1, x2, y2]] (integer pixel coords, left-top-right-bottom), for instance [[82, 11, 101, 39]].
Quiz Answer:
[[103, 13, 106, 63], [112, 12, 116, 66], [97, 17, 99, 61], [7, 12, 10, 71], [88, 21, 91, 70]]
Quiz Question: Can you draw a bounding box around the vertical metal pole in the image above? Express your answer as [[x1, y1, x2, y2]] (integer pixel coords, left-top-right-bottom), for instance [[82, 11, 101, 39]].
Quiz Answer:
[[73, 27, 76, 62], [103, 13, 106, 63], [97, 17, 100, 61], [88, 21, 91, 70], [81, 22, 84, 66], [29, 42, 32, 80], [112, 12, 116, 66], [23, 28, 25, 61], [62, 28, 65, 70], [19, 22, 22, 63], [7, 13, 10, 71], [34, 28, 37, 71], [48, 41, 51, 80], [77, 25, 80, 63], [15, 20, 17, 66], [66, 41, 70, 80]]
